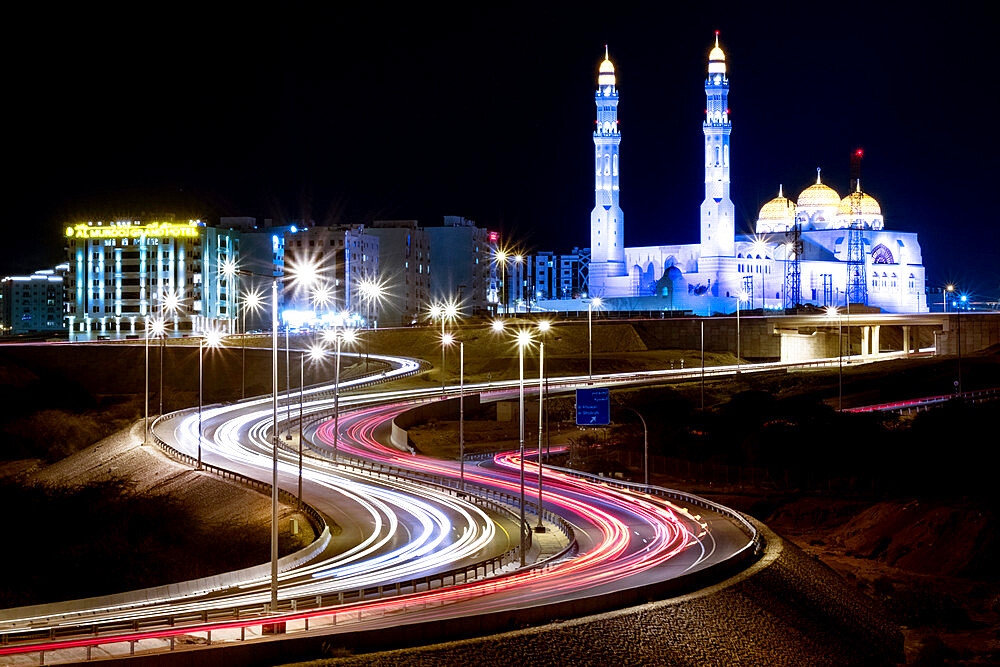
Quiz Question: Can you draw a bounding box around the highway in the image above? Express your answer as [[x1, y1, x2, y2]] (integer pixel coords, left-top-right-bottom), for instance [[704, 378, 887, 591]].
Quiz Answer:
[[0, 346, 778, 664]]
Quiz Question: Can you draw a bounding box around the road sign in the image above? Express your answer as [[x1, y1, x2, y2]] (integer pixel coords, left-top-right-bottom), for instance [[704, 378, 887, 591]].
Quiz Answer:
[[576, 387, 610, 426]]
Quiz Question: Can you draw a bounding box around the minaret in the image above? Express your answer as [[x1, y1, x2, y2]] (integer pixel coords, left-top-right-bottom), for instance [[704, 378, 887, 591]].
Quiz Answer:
[[699, 32, 735, 258], [589, 45, 625, 294]]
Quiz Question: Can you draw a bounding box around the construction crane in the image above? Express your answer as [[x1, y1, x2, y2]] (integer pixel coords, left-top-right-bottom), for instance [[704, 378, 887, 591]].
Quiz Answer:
[[845, 148, 868, 306]]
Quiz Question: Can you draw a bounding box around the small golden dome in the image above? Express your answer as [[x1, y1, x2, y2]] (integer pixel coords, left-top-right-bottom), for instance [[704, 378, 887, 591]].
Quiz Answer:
[[838, 190, 882, 216], [599, 45, 616, 86], [709, 31, 725, 61], [759, 187, 796, 220]]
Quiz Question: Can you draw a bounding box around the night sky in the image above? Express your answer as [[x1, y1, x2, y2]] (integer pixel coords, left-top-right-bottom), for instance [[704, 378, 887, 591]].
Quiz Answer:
[[7, 5, 997, 297]]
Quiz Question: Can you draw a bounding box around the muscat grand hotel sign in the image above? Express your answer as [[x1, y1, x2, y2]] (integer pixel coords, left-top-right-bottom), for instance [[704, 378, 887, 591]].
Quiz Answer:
[[65, 220, 203, 239]]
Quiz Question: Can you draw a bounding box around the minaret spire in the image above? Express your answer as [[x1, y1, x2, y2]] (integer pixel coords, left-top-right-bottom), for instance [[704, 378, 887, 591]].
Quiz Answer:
[[699, 32, 735, 259], [816, 167, 822, 184], [589, 45, 625, 294], [779, 184, 783, 197]]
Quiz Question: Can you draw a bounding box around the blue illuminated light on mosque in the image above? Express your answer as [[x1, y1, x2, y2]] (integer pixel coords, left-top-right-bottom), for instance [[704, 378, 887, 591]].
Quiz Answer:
[[576, 33, 927, 314]]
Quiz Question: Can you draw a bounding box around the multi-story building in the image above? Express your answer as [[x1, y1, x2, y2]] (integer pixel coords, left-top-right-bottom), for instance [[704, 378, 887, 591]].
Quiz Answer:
[[1, 264, 68, 336], [529, 249, 589, 302], [368, 221, 430, 326], [280, 224, 379, 324], [64, 218, 240, 336], [425, 216, 491, 315]]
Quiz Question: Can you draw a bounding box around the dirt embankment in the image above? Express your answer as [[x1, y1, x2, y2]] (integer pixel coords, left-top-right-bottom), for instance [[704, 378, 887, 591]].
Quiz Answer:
[[765, 496, 1000, 664], [0, 420, 319, 607]]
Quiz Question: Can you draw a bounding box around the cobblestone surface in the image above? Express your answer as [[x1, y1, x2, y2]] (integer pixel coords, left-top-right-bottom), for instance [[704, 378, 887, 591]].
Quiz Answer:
[[299, 521, 902, 666]]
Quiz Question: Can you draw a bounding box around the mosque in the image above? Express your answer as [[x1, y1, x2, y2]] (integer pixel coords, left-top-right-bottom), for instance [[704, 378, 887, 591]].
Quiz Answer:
[[580, 34, 928, 314]]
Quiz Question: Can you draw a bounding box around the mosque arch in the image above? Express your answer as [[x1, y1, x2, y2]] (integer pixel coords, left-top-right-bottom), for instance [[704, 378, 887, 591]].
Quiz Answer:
[[871, 243, 894, 264]]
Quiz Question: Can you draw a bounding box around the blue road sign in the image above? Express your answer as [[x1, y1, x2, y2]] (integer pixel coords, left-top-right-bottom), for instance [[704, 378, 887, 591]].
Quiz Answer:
[[576, 387, 610, 426]]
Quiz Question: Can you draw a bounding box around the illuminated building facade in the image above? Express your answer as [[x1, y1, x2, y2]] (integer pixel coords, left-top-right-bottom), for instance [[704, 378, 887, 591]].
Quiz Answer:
[[426, 216, 492, 315], [580, 35, 927, 314], [367, 220, 431, 326], [1, 264, 68, 335], [280, 224, 379, 324], [64, 218, 241, 336]]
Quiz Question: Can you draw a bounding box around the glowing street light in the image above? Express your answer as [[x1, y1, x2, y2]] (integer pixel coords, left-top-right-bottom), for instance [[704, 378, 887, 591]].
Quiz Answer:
[[144, 317, 166, 445], [944, 284, 955, 313], [158, 290, 182, 416], [535, 319, 552, 532], [323, 327, 358, 460], [241, 287, 265, 399], [198, 329, 223, 470], [513, 327, 535, 566], [736, 289, 748, 374], [587, 297, 603, 380], [429, 299, 461, 394]]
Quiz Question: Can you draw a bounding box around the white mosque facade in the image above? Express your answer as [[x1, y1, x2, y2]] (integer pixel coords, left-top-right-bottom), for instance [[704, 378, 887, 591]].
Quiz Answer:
[[580, 35, 928, 314]]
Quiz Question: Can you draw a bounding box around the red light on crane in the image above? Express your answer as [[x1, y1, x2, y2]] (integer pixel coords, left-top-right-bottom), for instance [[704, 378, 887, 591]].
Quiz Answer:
[[855, 148, 864, 157]]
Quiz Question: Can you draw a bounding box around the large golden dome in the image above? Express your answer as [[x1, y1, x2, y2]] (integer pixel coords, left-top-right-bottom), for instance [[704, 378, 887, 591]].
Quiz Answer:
[[797, 170, 841, 209], [759, 186, 796, 221], [838, 190, 882, 216]]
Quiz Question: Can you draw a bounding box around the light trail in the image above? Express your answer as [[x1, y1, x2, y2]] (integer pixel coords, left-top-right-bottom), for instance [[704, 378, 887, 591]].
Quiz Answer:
[[0, 350, 758, 662]]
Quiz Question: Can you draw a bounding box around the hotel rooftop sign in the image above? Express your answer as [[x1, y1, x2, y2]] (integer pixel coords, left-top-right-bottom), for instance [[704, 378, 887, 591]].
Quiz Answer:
[[65, 220, 204, 239]]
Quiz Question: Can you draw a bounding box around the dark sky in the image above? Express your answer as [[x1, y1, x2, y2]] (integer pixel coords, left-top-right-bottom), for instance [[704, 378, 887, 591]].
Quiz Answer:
[[7, 4, 997, 296]]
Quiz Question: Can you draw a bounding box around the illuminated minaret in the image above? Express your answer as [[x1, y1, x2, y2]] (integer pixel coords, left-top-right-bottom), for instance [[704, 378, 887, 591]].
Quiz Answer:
[[589, 45, 625, 294], [699, 32, 735, 259]]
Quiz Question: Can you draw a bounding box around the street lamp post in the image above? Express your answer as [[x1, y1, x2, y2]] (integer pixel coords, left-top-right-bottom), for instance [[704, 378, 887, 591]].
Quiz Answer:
[[197, 329, 222, 471], [945, 284, 954, 313], [535, 319, 551, 532], [588, 297, 602, 380], [515, 328, 531, 566], [324, 327, 357, 461], [623, 406, 649, 486], [459, 341, 465, 491], [826, 306, 843, 410]]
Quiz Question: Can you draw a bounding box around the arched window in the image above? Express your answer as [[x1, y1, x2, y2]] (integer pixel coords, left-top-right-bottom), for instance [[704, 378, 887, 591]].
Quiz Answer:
[[723, 144, 729, 166], [603, 122, 612, 134], [871, 243, 894, 264], [714, 146, 720, 164], [612, 154, 618, 176], [604, 154, 611, 176]]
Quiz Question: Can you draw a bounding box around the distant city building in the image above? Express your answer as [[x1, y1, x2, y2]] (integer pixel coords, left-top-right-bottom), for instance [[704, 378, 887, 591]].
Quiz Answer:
[[575, 35, 927, 314], [280, 224, 379, 325], [529, 249, 589, 302], [1, 264, 68, 335], [425, 216, 491, 315], [368, 221, 430, 326], [64, 218, 240, 336]]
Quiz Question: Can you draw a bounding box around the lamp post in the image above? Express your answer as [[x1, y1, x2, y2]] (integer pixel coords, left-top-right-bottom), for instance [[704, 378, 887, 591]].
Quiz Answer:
[[159, 291, 180, 415], [700, 319, 705, 411], [429, 299, 460, 395], [197, 329, 223, 471], [513, 254, 524, 313], [535, 319, 551, 531], [324, 327, 357, 461], [588, 296, 602, 380], [144, 317, 166, 445], [493, 249, 509, 315], [622, 406, 649, 486], [735, 290, 748, 374], [514, 327, 533, 566], [826, 306, 843, 410], [459, 340, 465, 492], [241, 288, 263, 399], [944, 284, 954, 313]]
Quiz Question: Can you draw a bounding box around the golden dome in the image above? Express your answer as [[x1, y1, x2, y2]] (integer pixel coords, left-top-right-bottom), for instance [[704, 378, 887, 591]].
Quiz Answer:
[[709, 31, 725, 61], [759, 186, 796, 220], [599, 45, 616, 86], [838, 190, 882, 216], [797, 170, 840, 208]]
